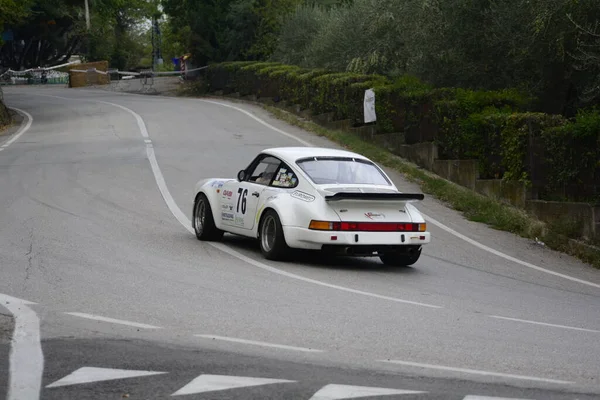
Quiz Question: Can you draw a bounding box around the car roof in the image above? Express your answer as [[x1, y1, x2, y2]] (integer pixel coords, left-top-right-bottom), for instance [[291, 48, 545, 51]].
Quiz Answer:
[[261, 147, 370, 163]]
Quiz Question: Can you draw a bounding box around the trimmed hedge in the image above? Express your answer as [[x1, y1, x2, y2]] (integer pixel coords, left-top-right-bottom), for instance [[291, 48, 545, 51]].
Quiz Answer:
[[202, 61, 600, 202]]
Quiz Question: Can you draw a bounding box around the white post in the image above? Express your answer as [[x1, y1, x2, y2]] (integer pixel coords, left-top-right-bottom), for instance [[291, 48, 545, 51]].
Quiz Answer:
[[84, 0, 90, 30]]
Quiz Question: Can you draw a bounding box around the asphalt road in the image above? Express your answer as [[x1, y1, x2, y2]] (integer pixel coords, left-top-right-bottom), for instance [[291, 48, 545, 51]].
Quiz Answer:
[[0, 85, 599, 400]]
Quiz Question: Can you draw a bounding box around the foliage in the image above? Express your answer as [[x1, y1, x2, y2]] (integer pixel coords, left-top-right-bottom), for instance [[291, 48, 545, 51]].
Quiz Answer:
[[541, 108, 600, 201], [0, 0, 155, 70], [203, 60, 599, 202], [0, 0, 32, 33], [272, 0, 600, 115], [162, 0, 300, 66], [567, 12, 600, 104], [258, 103, 600, 268], [0, 0, 85, 70]]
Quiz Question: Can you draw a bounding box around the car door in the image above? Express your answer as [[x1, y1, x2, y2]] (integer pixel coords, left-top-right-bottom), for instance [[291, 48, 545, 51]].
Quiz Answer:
[[220, 155, 283, 232]]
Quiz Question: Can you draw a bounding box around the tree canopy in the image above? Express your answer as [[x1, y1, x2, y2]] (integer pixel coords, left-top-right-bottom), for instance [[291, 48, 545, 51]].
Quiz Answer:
[[0, 0, 157, 71]]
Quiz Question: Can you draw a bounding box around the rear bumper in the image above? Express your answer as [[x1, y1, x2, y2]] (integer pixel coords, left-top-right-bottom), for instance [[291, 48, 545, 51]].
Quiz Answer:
[[283, 226, 431, 250]]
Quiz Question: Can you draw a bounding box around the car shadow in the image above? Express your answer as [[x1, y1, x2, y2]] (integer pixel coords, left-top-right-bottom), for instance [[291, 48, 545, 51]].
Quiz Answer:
[[216, 234, 420, 275]]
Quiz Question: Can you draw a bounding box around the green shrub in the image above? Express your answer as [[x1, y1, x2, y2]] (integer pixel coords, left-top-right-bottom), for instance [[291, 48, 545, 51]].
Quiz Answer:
[[205, 61, 260, 92], [541, 108, 600, 201], [373, 77, 447, 137], [453, 109, 510, 178], [234, 62, 284, 95], [435, 87, 533, 158], [308, 72, 387, 120], [278, 71, 326, 112], [255, 65, 303, 98], [500, 113, 566, 182]]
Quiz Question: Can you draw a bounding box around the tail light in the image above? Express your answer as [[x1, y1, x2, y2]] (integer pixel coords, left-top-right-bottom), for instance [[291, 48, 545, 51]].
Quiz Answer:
[[309, 220, 426, 232]]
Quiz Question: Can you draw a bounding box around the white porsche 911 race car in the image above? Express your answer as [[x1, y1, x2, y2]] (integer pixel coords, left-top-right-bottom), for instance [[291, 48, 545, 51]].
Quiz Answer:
[[192, 147, 430, 266]]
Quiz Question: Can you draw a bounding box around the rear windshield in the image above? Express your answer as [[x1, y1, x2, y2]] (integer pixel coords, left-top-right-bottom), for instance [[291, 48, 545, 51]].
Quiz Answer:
[[296, 157, 391, 185]]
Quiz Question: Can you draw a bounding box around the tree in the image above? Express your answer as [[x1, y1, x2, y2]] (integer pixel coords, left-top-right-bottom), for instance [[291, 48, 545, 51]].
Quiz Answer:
[[0, 0, 157, 71], [83, 0, 157, 70], [0, 0, 85, 70], [161, 0, 302, 65], [0, 0, 32, 35], [161, 0, 236, 66]]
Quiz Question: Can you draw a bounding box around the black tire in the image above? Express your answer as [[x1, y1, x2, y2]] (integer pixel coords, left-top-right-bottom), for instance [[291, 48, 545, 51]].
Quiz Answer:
[[379, 246, 422, 267], [258, 210, 290, 260], [193, 193, 224, 241]]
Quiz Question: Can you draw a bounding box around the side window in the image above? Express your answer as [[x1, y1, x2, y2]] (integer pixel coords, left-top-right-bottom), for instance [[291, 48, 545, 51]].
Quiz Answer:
[[270, 163, 299, 188], [248, 156, 282, 186]]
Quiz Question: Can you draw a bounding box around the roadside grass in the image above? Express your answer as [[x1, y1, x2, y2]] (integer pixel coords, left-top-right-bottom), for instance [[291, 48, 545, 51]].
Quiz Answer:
[[176, 84, 600, 269]]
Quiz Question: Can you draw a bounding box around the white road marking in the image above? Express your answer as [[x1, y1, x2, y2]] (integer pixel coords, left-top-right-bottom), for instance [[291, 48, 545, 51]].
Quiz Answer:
[[0, 107, 33, 150], [34, 95, 441, 310], [0, 89, 42, 400], [0, 293, 43, 400], [46, 367, 167, 388], [379, 360, 574, 385], [308, 384, 426, 399], [64, 312, 162, 329], [171, 374, 295, 396], [194, 334, 324, 353], [198, 99, 314, 147], [197, 97, 600, 291], [463, 396, 532, 400], [34, 93, 600, 291], [421, 214, 600, 290], [489, 315, 600, 334], [208, 241, 442, 309]]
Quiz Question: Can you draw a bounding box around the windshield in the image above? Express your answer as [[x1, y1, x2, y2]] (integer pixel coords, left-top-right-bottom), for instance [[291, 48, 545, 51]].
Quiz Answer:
[[296, 157, 391, 185]]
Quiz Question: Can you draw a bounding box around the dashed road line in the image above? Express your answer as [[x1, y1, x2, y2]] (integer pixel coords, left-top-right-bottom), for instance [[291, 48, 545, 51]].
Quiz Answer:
[[308, 384, 426, 399], [378, 359, 574, 385], [0, 293, 44, 400], [46, 367, 167, 388], [64, 312, 162, 329], [45, 367, 540, 399], [194, 334, 324, 353], [489, 315, 600, 334], [462, 396, 531, 400], [172, 374, 296, 396]]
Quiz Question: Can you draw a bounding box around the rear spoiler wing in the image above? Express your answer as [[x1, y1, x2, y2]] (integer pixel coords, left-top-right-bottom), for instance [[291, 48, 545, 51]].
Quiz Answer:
[[324, 192, 425, 202]]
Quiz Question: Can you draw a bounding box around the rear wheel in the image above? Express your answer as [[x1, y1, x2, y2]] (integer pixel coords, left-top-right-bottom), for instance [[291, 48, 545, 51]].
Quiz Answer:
[[258, 210, 290, 261], [193, 193, 224, 241], [379, 246, 421, 267]]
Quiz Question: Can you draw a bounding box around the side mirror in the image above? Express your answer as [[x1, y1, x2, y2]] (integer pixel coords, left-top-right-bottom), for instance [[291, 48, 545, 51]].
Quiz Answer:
[[237, 170, 246, 182]]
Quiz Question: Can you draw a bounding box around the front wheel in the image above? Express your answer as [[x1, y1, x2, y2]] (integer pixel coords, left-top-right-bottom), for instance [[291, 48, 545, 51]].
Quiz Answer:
[[258, 210, 290, 261], [379, 246, 422, 267], [193, 193, 224, 241]]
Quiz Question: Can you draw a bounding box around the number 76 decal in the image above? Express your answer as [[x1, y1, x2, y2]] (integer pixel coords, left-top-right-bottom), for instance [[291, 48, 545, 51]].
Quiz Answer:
[[237, 188, 248, 214]]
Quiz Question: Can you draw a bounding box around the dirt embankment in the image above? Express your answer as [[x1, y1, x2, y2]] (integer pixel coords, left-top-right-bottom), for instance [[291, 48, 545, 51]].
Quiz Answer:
[[0, 99, 12, 132]]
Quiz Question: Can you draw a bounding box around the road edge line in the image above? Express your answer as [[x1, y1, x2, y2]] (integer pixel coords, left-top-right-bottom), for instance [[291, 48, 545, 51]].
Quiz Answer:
[[32, 92, 600, 291], [37, 94, 442, 310], [191, 98, 600, 291], [0, 107, 33, 152], [0, 294, 44, 400]]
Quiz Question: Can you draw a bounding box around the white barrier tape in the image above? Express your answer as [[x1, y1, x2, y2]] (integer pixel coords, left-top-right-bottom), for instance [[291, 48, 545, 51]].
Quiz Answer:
[[153, 66, 208, 75], [0, 60, 80, 76], [116, 71, 141, 76], [69, 68, 109, 75], [1, 63, 208, 80]]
